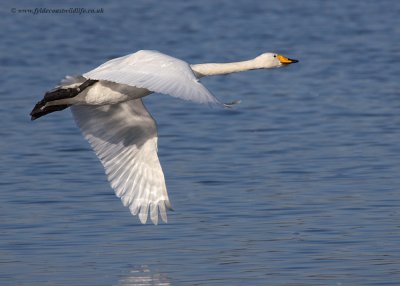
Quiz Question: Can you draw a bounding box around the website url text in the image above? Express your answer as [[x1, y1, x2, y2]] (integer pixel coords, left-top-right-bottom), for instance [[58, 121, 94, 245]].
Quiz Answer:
[[11, 8, 104, 15]]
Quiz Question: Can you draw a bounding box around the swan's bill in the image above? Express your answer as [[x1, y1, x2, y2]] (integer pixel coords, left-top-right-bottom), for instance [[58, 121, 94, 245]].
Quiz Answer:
[[277, 54, 299, 65]]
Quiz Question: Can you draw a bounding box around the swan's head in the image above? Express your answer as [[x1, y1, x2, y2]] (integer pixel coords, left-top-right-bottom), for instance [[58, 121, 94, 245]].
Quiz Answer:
[[255, 52, 298, 69]]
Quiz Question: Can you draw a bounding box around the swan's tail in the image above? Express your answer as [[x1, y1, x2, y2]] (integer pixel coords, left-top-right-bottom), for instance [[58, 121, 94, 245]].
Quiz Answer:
[[30, 79, 97, 120]]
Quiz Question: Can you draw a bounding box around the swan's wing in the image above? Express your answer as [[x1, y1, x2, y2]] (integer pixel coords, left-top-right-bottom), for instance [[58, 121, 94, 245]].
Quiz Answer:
[[83, 50, 220, 105], [71, 99, 171, 225]]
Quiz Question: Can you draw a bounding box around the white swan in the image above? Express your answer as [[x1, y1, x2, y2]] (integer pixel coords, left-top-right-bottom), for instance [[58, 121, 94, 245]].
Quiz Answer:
[[31, 50, 298, 224]]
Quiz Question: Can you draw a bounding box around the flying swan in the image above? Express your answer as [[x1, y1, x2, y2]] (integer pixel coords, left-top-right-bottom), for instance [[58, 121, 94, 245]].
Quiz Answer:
[[31, 50, 298, 224]]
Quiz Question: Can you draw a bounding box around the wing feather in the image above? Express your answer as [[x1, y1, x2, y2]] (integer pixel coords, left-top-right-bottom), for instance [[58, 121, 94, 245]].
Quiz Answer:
[[83, 50, 220, 105], [71, 99, 171, 224]]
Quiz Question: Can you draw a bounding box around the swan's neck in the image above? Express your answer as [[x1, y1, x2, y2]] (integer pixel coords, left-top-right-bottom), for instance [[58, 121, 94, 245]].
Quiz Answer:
[[191, 59, 259, 78]]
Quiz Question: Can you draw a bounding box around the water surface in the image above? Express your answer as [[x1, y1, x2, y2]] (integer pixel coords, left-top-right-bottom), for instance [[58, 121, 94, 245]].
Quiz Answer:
[[1, 0, 400, 285]]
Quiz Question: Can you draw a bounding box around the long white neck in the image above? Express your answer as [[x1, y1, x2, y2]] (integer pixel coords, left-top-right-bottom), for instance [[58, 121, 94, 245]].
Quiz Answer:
[[191, 59, 259, 78]]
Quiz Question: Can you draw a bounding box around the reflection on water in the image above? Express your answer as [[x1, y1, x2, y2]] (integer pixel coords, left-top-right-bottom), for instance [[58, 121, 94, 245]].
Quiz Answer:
[[115, 265, 170, 286]]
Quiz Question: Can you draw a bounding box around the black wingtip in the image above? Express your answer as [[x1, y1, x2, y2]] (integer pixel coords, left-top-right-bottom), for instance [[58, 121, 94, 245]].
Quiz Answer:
[[30, 100, 45, 120], [30, 79, 98, 121], [30, 103, 70, 121]]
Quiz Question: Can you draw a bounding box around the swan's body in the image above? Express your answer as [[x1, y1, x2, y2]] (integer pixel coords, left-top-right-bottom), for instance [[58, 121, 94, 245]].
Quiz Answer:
[[31, 50, 298, 224]]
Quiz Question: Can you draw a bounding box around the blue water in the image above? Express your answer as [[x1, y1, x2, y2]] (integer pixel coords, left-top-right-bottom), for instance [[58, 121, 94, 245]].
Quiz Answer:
[[1, 0, 400, 285]]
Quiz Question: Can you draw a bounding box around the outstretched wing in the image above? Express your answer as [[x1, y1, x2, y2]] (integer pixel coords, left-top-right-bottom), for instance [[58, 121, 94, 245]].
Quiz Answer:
[[83, 50, 220, 105], [71, 99, 171, 225]]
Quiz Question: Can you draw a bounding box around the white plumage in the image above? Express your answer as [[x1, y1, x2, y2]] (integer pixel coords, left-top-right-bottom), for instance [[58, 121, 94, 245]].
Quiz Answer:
[[31, 50, 298, 224], [71, 99, 170, 224], [83, 50, 220, 105]]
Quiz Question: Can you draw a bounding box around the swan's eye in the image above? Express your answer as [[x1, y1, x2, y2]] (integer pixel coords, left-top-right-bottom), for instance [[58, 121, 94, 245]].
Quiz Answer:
[[273, 54, 277, 58]]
